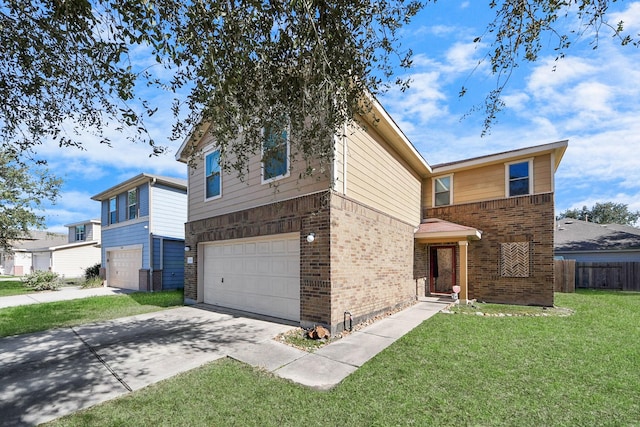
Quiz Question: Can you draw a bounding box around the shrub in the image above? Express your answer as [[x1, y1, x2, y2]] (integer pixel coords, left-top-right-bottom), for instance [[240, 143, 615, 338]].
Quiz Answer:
[[85, 263, 101, 280], [21, 270, 63, 291], [81, 275, 103, 289]]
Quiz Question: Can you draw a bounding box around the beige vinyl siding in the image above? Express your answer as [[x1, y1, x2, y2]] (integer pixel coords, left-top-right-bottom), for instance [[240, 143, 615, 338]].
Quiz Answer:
[[533, 154, 552, 194], [343, 123, 421, 225], [425, 153, 555, 207], [188, 136, 331, 222], [53, 244, 101, 278]]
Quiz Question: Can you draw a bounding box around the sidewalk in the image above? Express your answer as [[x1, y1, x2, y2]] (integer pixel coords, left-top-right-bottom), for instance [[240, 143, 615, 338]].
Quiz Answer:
[[0, 285, 135, 309]]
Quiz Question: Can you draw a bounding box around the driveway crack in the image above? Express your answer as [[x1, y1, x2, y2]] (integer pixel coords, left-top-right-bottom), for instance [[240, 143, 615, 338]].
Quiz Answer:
[[72, 328, 132, 392]]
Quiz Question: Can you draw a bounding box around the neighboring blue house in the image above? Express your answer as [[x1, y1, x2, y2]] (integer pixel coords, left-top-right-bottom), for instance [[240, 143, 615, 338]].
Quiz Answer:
[[91, 173, 188, 291]]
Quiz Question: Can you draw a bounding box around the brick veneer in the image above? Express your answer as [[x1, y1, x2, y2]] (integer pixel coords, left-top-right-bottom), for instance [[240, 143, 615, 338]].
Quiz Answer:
[[425, 193, 555, 306], [184, 191, 332, 326], [329, 194, 416, 333], [184, 190, 418, 333]]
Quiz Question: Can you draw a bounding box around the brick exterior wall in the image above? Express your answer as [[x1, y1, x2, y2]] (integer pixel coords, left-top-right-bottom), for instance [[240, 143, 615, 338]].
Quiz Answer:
[[184, 191, 332, 323], [425, 193, 555, 306], [183, 190, 419, 334], [329, 194, 416, 333]]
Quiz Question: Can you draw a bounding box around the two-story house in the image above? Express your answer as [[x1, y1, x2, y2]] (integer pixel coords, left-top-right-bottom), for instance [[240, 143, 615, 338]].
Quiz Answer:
[[91, 174, 188, 291], [176, 99, 567, 334], [0, 220, 101, 278]]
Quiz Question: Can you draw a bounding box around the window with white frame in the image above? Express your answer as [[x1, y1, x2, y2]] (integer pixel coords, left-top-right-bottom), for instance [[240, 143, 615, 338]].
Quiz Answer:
[[127, 189, 137, 220], [433, 175, 452, 206], [75, 225, 86, 241], [109, 197, 117, 224], [506, 160, 532, 197], [205, 149, 222, 200], [262, 124, 289, 183]]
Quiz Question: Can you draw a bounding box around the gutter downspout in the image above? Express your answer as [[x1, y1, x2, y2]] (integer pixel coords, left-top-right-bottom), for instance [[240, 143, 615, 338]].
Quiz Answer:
[[148, 178, 156, 291]]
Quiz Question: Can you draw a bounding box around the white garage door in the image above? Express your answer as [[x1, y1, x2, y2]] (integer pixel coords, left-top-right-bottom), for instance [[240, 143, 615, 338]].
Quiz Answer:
[[203, 233, 300, 321], [32, 252, 51, 272], [107, 249, 142, 290]]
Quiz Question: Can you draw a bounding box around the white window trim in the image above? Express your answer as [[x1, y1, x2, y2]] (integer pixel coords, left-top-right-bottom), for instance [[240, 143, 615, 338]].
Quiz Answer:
[[109, 197, 117, 225], [204, 147, 223, 202], [432, 174, 454, 207], [127, 189, 138, 220], [75, 225, 86, 241], [505, 158, 534, 198], [261, 124, 291, 184]]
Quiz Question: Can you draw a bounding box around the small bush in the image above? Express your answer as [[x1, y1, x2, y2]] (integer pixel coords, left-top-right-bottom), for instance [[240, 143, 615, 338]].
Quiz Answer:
[[84, 263, 101, 280], [21, 271, 63, 291], [81, 276, 103, 289]]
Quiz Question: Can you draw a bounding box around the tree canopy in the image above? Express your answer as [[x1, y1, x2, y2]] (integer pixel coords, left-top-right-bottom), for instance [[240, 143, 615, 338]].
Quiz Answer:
[[0, 150, 63, 252], [1, 0, 635, 174], [559, 202, 640, 225]]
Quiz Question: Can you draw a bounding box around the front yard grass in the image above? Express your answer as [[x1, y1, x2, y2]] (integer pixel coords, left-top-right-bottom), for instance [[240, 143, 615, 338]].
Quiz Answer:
[[0, 290, 184, 337], [0, 279, 33, 297], [47, 290, 640, 426]]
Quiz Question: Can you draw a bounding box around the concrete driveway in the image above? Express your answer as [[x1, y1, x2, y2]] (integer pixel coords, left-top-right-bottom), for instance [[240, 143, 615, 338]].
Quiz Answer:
[[0, 306, 305, 426], [0, 298, 448, 426]]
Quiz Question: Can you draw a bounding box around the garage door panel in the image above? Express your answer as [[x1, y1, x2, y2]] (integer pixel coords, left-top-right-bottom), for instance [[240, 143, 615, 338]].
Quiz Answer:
[[108, 249, 141, 290], [203, 233, 300, 321]]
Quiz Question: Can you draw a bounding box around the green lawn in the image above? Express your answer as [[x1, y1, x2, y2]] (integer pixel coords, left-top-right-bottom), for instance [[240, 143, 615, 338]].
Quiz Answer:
[[47, 290, 640, 426], [0, 279, 33, 297], [0, 290, 184, 337]]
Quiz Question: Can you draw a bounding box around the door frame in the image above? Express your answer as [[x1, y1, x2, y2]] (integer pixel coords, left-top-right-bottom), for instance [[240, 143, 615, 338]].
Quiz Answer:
[[429, 245, 457, 295]]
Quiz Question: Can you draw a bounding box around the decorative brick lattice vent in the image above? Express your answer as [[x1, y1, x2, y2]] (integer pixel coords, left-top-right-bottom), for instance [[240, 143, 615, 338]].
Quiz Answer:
[[501, 241, 530, 278]]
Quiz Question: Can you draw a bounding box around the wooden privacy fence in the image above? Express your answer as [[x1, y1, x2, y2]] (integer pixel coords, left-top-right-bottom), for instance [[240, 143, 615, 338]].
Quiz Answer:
[[554, 260, 640, 292], [554, 260, 575, 292]]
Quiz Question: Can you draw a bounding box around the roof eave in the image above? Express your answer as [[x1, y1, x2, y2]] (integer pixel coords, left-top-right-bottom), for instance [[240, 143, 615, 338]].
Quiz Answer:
[[432, 140, 569, 174], [414, 230, 482, 242], [91, 174, 187, 201], [363, 95, 433, 177]]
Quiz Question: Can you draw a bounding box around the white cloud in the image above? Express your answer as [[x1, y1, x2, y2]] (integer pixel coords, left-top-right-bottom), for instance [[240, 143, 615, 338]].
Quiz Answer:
[[609, 2, 640, 33]]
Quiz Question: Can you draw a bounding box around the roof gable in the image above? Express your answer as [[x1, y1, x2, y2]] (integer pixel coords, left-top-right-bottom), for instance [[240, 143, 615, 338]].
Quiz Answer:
[[91, 173, 187, 201], [432, 140, 568, 174]]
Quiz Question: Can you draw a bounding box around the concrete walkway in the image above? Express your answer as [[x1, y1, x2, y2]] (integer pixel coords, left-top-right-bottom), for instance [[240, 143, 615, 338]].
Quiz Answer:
[[0, 288, 449, 426]]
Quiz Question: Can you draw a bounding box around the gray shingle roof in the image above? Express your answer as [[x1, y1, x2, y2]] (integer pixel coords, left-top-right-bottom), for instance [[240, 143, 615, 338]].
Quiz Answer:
[[555, 218, 640, 251], [10, 231, 68, 251]]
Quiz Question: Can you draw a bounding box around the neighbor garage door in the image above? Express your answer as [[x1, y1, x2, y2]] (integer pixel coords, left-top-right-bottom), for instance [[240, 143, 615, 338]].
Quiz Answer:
[[203, 233, 300, 321], [107, 249, 142, 290]]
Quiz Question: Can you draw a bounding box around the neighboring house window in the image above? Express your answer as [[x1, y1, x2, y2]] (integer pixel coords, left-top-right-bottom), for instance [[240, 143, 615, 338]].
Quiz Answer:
[[75, 225, 86, 241], [262, 124, 290, 183], [501, 241, 530, 278], [506, 159, 533, 197], [205, 149, 222, 200], [433, 175, 452, 206], [128, 189, 137, 220], [109, 197, 117, 224]]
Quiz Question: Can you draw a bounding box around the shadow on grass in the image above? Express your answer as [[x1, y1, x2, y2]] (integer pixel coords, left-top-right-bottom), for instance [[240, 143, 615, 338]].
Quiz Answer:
[[127, 289, 184, 307]]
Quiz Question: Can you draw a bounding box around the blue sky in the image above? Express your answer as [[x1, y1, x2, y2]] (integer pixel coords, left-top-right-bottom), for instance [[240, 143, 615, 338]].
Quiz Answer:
[[39, 1, 640, 232]]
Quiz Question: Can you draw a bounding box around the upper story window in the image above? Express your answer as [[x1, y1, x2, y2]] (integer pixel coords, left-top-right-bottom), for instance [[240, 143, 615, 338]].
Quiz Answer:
[[205, 149, 222, 200], [262, 124, 290, 183], [506, 159, 533, 197], [75, 225, 86, 241], [109, 197, 117, 224], [127, 189, 137, 220], [433, 175, 452, 206]]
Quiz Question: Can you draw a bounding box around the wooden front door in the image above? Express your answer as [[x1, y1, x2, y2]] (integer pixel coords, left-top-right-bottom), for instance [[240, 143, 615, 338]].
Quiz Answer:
[[429, 246, 456, 294]]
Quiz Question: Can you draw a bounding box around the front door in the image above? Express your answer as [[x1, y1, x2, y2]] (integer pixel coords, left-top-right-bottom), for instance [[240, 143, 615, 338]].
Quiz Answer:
[[429, 246, 456, 294]]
